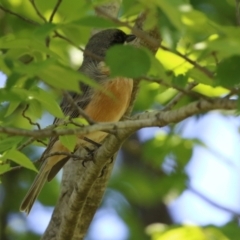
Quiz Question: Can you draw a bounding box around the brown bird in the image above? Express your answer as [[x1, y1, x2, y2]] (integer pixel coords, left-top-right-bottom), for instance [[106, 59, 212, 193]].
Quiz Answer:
[[20, 29, 136, 214]]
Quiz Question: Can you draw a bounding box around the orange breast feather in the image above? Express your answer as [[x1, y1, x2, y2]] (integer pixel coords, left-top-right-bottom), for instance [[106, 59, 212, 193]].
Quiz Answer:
[[84, 77, 133, 122]]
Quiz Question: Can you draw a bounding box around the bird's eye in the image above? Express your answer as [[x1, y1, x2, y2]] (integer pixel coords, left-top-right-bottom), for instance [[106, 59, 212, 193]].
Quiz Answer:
[[111, 33, 125, 45]]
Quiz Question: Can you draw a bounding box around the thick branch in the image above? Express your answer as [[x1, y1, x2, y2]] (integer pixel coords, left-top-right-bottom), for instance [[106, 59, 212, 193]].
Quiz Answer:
[[0, 98, 237, 139], [43, 2, 124, 240]]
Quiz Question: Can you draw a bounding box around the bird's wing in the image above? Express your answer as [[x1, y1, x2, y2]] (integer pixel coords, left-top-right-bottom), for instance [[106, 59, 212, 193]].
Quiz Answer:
[[39, 82, 93, 162]]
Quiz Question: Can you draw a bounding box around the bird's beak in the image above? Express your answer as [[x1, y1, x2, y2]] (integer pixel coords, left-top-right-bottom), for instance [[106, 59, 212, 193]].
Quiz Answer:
[[125, 34, 136, 43]]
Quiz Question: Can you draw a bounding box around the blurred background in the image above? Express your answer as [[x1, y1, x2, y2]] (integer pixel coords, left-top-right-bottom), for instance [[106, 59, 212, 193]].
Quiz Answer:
[[1, 0, 240, 239]]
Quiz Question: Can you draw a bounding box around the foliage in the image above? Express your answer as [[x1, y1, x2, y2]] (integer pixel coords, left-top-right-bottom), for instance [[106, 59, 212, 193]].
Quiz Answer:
[[0, 0, 239, 239]]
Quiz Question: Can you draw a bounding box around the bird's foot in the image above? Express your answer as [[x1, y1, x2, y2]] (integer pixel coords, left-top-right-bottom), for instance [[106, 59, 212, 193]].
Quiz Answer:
[[82, 137, 102, 167]]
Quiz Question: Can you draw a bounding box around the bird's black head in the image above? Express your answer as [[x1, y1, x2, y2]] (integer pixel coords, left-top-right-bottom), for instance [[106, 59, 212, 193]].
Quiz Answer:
[[83, 29, 136, 61], [80, 29, 135, 80]]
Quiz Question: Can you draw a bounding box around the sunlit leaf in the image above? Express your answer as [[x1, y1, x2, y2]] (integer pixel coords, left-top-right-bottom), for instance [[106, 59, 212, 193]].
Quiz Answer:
[[2, 149, 37, 172], [0, 163, 11, 174], [59, 134, 77, 152], [0, 136, 24, 153], [5, 101, 20, 117], [30, 88, 64, 118]]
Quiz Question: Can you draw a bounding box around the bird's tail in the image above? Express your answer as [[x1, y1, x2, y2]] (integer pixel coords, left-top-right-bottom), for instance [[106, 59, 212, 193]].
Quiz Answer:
[[20, 166, 49, 215]]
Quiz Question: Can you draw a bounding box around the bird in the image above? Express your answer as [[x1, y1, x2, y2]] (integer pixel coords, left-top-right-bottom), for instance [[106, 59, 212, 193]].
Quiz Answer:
[[20, 29, 136, 214]]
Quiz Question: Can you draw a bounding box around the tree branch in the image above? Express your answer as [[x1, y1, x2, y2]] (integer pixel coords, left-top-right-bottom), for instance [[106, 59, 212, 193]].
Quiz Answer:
[[142, 76, 207, 100], [0, 98, 237, 139], [3, 1, 235, 238], [43, 2, 125, 239], [163, 82, 198, 111], [0, 5, 39, 25], [160, 45, 214, 79], [49, 0, 62, 22], [189, 185, 240, 217], [22, 105, 41, 130], [29, 0, 47, 22], [236, 0, 240, 26]]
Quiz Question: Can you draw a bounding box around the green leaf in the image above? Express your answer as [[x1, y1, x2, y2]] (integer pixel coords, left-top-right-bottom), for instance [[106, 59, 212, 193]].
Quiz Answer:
[[156, 0, 184, 31], [162, 226, 205, 239], [38, 178, 60, 205], [220, 221, 240, 240], [5, 101, 20, 117], [142, 134, 194, 169], [2, 149, 37, 172], [4, 48, 29, 60], [172, 74, 188, 88], [5, 72, 22, 89], [110, 166, 163, 204], [27, 99, 43, 119], [0, 163, 11, 174], [216, 55, 240, 87], [0, 35, 29, 49], [0, 136, 24, 153], [33, 23, 56, 40], [59, 134, 77, 152], [147, 49, 172, 81], [204, 227, 229, 240], [106, 45, 151, 78], [0, 88, 28, 102], [187, 68, 213, 85], [31, 88, 64, 118], [0, 35, 60, 59], [72, 16, 117, 28], [71, 117, 89, 126], [37, 61, 81, 92]]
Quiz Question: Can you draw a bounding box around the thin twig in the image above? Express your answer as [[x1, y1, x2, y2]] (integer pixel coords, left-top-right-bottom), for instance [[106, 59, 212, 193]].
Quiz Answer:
[[236, 0, 240, 26], [49, 0, 62, 22], [22, 105, 41, 130], [163, 82, 198, 111], [53, 31, 103, 61], [45, 36, 51, 48], [41, 151, 81, 162], [17, 119, 70, 151], [68, 119, 119, 135], [53, 31, 83, 49], [0, 5, 39, 25], [36, 139, 48, 146], [29, 0, 47, 22], [160, 44, 214, 79], [189, 185, 240, 217], [63, 91, 96, 125], [142, 76, 211, 101], [211, 51, 219, 65], [0, 166, 22, 176], [18, 137, 36, 151]]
